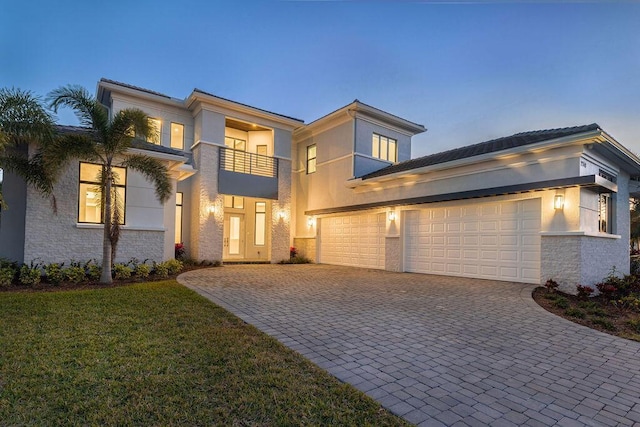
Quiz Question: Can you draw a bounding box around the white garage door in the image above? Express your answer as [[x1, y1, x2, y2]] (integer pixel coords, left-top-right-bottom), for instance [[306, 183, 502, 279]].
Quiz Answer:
[[404, 199, 541, 283], [320, 212, 386, 269]]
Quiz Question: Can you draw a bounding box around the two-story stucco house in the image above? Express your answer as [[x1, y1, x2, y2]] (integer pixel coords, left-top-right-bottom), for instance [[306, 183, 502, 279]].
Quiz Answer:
[[1, 78, 639, 292]]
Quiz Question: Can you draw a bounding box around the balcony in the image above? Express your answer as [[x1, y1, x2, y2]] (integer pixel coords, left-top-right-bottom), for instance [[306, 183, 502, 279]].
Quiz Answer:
[[218, 147, 279, 199]]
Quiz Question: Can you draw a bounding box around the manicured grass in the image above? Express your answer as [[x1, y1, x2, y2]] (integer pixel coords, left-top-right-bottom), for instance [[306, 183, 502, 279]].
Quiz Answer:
[[0, 281, 408, 426]]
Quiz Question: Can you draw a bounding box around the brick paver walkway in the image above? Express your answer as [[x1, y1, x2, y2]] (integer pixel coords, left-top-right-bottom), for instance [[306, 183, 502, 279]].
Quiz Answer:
[[178, 264, 640, 426]]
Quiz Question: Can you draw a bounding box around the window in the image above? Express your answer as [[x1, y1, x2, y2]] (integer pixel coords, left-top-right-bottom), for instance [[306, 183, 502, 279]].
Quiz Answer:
[[78, 162, 126, 224], [307, 144, 316, 174], [147, 118, 161, 144], [255, 202, 266, 246], [171, 122, 184, 150], [372, 133, 397, 162], [223, 195, 244, 209], [256, 144, 268, 168], [599, 193, 612, 233], [175, 192, 183, 244]]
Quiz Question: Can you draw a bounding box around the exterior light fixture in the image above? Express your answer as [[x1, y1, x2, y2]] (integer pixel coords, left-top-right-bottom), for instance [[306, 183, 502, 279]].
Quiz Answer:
[[278, 210, 286, 220], [388, 211, 396, 221], [554, 194, 564, 210], [307, 216, 315, 227], [207, 205, 216, 215]]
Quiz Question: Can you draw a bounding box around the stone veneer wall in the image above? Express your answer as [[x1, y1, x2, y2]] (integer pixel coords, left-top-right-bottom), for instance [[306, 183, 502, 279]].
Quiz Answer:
[[190, 143, 223, 261], [385, 236, 401, 272], [271, 159, 292, 263], [541, 235, 627, 294], [293, 237, 316, 261], [23, 161, 164, 264]]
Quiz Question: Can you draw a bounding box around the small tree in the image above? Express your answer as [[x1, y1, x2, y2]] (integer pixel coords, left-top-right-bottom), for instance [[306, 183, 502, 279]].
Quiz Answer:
[[48, 85, 171, 284]]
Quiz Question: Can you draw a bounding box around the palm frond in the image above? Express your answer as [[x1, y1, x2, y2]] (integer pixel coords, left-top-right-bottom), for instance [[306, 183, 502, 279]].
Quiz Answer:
[[0, 87, 55, 147], [46, 85, 109, 136], [109, 109, 156, 151], [44, 132, 102, 170], [0, 153, 54, 197], [120, 154, 172, 203]]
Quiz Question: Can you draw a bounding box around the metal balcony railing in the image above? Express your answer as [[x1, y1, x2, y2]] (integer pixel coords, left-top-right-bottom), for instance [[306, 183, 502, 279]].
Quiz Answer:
[[220, 147, 278, 178]]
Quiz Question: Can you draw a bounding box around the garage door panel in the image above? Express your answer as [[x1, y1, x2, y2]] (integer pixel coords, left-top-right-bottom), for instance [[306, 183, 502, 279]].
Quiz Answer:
[[320, 212, 385, 270], [405, 199, 541, 284]]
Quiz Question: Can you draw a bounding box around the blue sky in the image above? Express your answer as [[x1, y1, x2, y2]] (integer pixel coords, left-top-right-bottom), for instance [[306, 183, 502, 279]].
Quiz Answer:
[[1, 0, 639, 158]]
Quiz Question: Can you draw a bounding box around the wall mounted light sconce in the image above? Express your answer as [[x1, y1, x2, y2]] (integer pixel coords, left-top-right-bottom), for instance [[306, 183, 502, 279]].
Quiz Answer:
[[388, 211, 396, 221], [307, 216, 315, 228], [554, 194, 564, 210], [278, 210, 286, 220], [207, 204, 217, 215]]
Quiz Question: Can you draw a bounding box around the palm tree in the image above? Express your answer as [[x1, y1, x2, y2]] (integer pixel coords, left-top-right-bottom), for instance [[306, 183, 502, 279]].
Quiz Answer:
[[48, 85, 172, 284], [0, 88, 58, 210]]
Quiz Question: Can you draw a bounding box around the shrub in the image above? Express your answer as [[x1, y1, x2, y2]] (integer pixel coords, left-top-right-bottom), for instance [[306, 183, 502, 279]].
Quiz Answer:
[[578, 301, 597, 310], [85, 261, 101, 282], [596, 282, 617, 300], [631, 257, 640, 276], [19, 261, 42, 286], [64, 266, 86, 285], [553, 297, 569, 309], [113, 263, 132, 280], [44, 263, 65, 285], [134, 263, 151, 279], [545, 279, 559, 292], [628, 318, 640, 333], [153, 261, 169, 279], [591, 317, 615, 331], [612, 295, 640, 313], [279, 256, 312, 264], [164, 259, 183, 275], [576, 285, 595, 299], [290, 246, 297, 259], [175, 243, 185, 260], [565, 308, 585, 318], [0, 267, 15, 288]]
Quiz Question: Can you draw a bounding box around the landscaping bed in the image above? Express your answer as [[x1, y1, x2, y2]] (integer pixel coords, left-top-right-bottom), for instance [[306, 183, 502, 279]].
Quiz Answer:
[[532, 285, 640, 342]]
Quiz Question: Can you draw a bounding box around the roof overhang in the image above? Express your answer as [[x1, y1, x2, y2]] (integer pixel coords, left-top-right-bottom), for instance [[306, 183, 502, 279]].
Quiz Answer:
[[306, 175, 615, 216]]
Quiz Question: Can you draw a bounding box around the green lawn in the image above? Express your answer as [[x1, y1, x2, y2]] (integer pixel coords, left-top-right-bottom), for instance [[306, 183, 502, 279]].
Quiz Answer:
[[0, 281, 409, 426]]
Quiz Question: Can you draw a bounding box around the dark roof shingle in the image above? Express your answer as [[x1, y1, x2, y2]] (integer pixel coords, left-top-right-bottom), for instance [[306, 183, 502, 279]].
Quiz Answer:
[[361, 123, 601, 180]]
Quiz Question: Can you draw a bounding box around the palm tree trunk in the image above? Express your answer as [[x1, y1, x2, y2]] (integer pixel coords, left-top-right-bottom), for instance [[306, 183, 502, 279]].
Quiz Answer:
[[100, 171, 113, 284]]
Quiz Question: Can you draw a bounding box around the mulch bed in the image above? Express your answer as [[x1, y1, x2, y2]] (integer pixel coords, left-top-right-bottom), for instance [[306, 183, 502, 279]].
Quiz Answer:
[[532, 287, 640, 342]]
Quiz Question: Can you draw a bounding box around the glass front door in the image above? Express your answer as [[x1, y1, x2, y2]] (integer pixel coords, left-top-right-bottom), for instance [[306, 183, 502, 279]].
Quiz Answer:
[[223, 213, 245, 259]]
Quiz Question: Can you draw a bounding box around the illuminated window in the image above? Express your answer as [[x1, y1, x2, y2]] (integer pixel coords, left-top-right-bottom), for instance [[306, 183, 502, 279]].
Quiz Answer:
[[372, 133, 397, 162], [307, 144, 316, 174], [255, 202, 266, 246], [171, 122, 184, 150], [78, 162, 126, 224], [147, 118, 161, 144], [175, 192, 183, 244], [223, 195, 244, 209], [599, 193, 612, 233]]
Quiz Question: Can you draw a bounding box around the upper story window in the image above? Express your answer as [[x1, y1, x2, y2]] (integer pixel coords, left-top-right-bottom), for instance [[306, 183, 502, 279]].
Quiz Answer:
[[224, 195, 244, 209], [147, 118, 162, 145], [307, 144, 317, 174], [599, 193, 612, 233], [78, 162, 126, 224], [171, 122, 184, 150], [372, 133, 397, 163]]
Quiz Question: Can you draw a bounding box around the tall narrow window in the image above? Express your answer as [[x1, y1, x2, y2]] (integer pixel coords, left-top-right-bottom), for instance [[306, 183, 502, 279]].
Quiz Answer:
[[78, 162, 126, 224], [372, 133, 397, 162], [175, 192, 183, 244], [171, 122, 184, 150], [147, 118, 162, 145], [255, 202, 266, 246], [307, 144, 317, 174], [599, 193, 611, 233]]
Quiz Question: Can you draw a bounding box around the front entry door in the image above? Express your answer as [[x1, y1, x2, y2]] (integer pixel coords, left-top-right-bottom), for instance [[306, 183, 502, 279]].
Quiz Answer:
[[223, 213, 245, 259]]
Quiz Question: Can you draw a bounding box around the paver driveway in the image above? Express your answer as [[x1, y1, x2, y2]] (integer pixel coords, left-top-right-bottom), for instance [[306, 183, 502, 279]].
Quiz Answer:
[[178, 265, 640, 426]]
